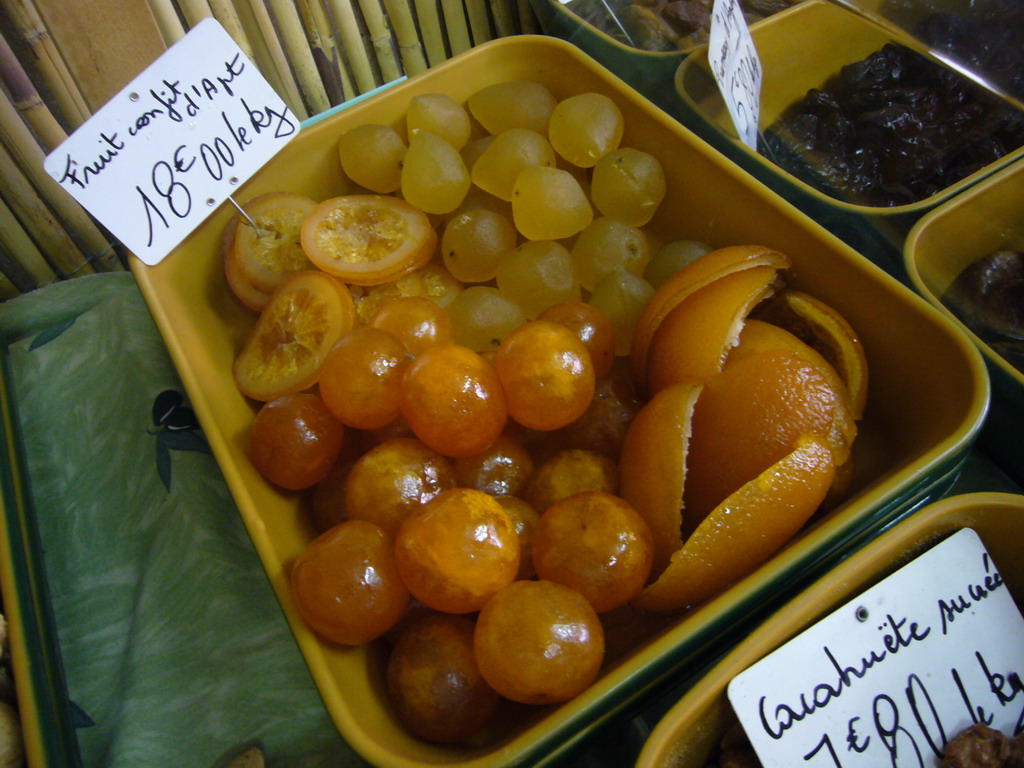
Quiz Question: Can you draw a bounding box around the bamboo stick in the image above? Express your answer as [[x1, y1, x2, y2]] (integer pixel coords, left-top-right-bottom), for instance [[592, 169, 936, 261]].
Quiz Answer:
[[487, 0, 517, 37], [0, 249, 24, 299], [0, 87, 115, 272], [178, 0, 214, 25], [464, 0, 493, 46], [381, 0, 427, 75], [440, 0, 471, 55], [325, 0, 379, 95], [412, 0, 448, 67], [0, 142, 94, 278], [0, 194, 56, 287], [517, 0, 539, 33], [268, 0, 332, 113], [145, 0, 187, 44], [356, 0, 402, 83], [208, 0, 256, 60], [242, 0, 309, 120], [0, 0, 90, 128], [0, 29, 65, 151], [298, 0, 356, 104]]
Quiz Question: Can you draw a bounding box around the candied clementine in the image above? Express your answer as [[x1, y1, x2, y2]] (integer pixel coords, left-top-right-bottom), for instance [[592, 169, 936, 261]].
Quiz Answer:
[[233, 270, 355, 401], [494, 495, 541, 580], [532, 491, 654, 613], [495, 320, 595, 431], [368, 295, 455, 357], [618, 381, 703, 577], [290, 520, 409, 644], [630, 245, 790, 391], [300, 195, 437, 286], [386, 613, 499, 744], [249, 392, 344, 490], [683, 348, 841, 526], [344, 436, 455, 536], [644, 265, 779, 393], [537, 301, 616, 378], [393, 488, 519, 614], [524, 448, 618, 514], [318, 326, 410, 430], [400, 344, 507, 458], [474, 579, 604, 705], [222, 216, 271, 312], [452, 433, 534, 497], [551, 362, 643, 459], [632, 435, 835, 612]]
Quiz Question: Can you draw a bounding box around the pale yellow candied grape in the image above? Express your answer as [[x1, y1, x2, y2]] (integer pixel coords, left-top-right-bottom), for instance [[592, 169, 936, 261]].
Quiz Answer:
[[571, 217, 651, 291], [467, 80, 558, 135], [643, 239, 713, 289], [407, 93, 472, 150], [471, 129, 557, 202], [446, 285, 527, 353], [548, 92, 624, 168], [495, 240, 581, 319], [337, 123, 407, 193], [587, 269, 655, 356], [590, 147, 666, 227], [442, 209, 518, 283], [511, 166, 593, 241], [401, 129, 471, 215]]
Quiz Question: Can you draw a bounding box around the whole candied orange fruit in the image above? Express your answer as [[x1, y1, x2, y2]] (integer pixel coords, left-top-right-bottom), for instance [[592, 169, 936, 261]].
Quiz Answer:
[[474, 579, 604, 704], [394, 488, 520, 614]]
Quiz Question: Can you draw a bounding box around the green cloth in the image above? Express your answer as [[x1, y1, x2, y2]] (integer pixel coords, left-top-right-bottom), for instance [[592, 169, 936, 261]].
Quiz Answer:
[[0, 273, 371, 768]]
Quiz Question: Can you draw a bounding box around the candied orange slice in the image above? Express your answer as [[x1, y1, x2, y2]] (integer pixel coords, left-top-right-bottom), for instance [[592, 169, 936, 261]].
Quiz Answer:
[[230, 192, 317, 292], [754, 290, 868, 419], [630, 245, 790, 393], [645, 265, 779, 393], [233, 270, 356, 401], [618, 381, 703, 577], [632, 434, 835, 612], [683, 348, 844, 527]]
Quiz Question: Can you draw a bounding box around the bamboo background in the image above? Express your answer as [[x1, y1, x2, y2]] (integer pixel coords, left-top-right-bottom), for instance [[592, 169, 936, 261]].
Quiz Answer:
[[0, 0, 539, 300]]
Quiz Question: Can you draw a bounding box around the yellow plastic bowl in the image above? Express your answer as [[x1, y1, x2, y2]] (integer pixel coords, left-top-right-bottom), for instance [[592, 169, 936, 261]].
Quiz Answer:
[[132, 35, 988, 768], [636, 491, 1024, 768], [905, 157, 1024, 487], [674, 0, 1024, 247]]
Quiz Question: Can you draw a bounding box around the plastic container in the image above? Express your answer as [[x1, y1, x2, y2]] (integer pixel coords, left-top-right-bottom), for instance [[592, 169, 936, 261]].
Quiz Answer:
[[131, 35, 989, 768], [672, 0, 1024, 269], [905, 157, 1024, 488], [636, 491, 1024, 768]]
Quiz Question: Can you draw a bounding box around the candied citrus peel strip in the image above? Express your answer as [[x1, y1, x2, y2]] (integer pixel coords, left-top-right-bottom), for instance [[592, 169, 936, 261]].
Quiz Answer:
[[618, 380, 703, 577], [629, 244, 790, 391], [632, 434, 835, 613], [645, 265, 781, 394]]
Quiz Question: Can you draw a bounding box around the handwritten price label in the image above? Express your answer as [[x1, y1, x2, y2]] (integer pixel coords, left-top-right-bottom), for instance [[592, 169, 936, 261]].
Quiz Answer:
[[708, 0, 762, 150], [44, 18, 298, 265], [728, 528, 1024, 767]]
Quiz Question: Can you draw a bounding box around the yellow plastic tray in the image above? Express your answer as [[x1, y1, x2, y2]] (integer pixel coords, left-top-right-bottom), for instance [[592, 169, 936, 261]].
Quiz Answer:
[[905, 156, 1024, 486], [674, 0, 1024, 229], [131, 35, 988, 768], [637, 491, 1024, 768]]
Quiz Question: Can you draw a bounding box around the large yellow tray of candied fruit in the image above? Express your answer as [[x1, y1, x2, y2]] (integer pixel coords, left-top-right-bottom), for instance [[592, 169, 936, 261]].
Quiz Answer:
[[131, 34, 989, 768]]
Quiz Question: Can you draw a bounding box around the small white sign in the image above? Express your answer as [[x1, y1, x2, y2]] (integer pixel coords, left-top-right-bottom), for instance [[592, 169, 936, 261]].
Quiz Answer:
[[44, 18, 299, 265], [708, 0, 763, 150], [728, 528, 1024, 767]]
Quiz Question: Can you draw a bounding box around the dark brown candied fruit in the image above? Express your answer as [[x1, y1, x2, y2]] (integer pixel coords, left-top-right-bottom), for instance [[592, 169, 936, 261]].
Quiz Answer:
[[942, 249, 1024, 373], [767, 31, 1024, 207]]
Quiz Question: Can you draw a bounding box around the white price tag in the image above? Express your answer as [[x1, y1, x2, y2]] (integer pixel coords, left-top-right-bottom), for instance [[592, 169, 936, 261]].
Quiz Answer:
[[708, 0, 762, 150], [44, 18, 299, 265], [728, 528, 1024, 767]]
